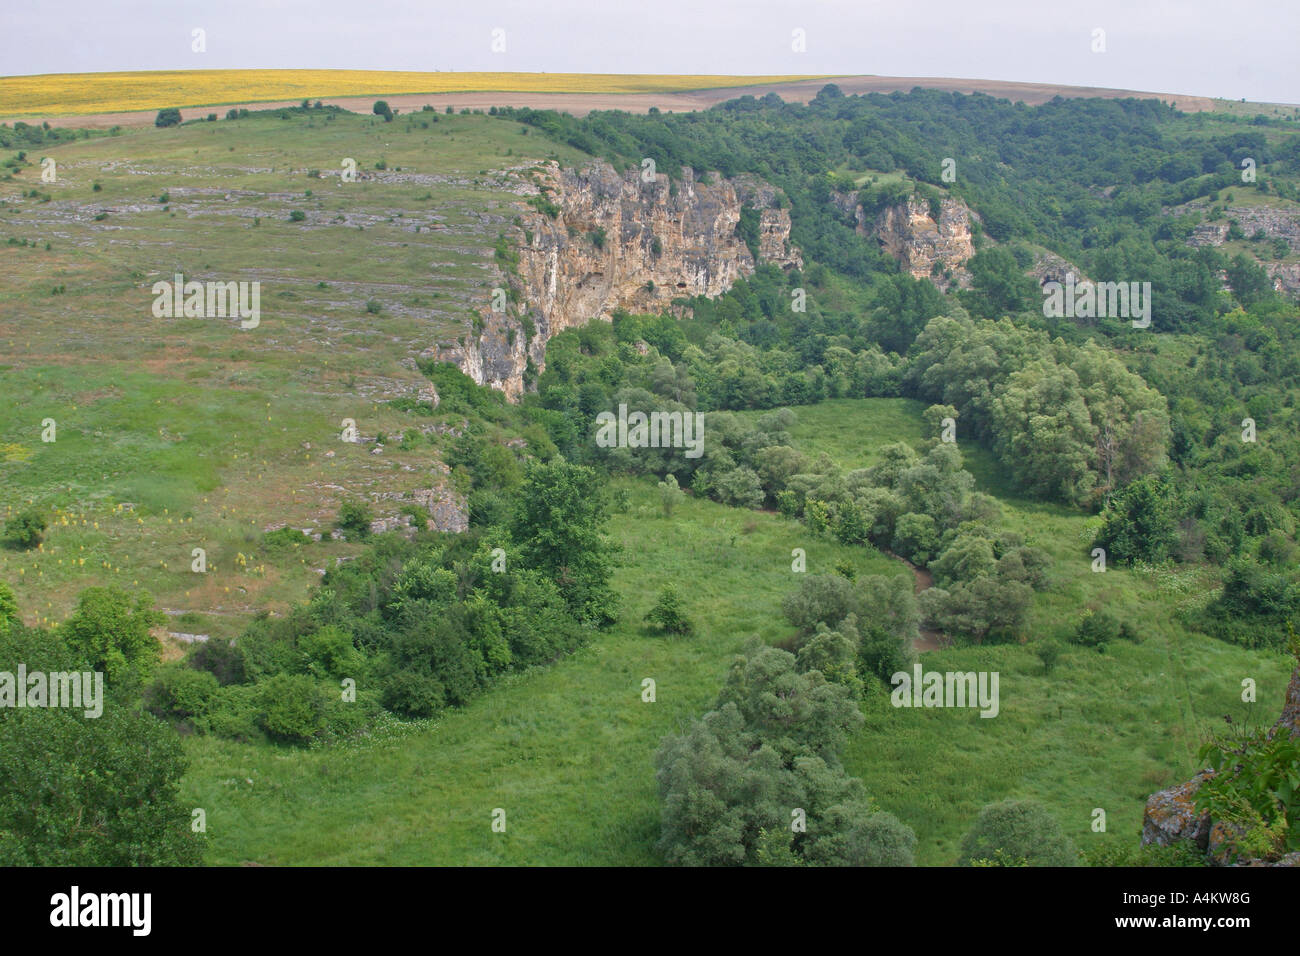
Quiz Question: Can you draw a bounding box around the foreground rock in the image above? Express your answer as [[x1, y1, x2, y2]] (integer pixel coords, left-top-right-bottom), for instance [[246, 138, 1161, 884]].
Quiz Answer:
[[1140, 663, 1300, 865]]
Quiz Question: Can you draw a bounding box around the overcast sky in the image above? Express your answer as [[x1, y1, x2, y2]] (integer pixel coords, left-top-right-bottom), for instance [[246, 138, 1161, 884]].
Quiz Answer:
[[3, 0, 1296, 104]]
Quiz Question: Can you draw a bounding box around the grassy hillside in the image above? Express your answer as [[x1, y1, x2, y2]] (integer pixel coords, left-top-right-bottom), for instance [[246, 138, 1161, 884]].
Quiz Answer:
[[178, 400, 1292, 865], [180, 475, 901, 864], [0, 108, 588, 633]]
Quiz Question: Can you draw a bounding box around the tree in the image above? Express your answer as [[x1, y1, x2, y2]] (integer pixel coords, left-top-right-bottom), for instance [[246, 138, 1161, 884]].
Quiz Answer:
[[60, 587, 164, 686], [154, 107, 182, 128], [959, 799, 1077, 866], [962, 247, 1037, 319], [373, 100, 394, 122], [645, 585, 692, 635], [0, 627, 203, 865], [892, 512, 940, 564], [1095, 474, 1179, 564], [658, 473, 684, 518], [509, 459, 619, 627], [655, 644, 914, 866], [3, 508, 46, 550], [1226, 252, 1272, 307]]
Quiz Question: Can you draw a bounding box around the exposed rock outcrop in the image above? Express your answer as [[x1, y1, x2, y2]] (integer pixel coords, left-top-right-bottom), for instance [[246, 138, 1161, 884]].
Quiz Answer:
[[1141, 663, 1300, 865], [1173, 200, 1300, 296], [831, 191, 977, 291], [875, 197, 976, 287], [428, 160, 801, 400]]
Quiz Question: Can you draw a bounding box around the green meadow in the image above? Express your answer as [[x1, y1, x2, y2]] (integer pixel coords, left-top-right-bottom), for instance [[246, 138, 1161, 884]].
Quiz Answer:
[[180, 399, 1292, 865]]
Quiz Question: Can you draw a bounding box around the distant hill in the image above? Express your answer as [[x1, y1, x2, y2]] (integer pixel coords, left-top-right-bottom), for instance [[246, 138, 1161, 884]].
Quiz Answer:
[[6, 69, 1287, 129]]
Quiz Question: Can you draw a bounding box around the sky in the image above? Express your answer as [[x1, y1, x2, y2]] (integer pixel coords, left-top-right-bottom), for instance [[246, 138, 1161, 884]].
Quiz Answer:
[[2, 0, 1296, 104]]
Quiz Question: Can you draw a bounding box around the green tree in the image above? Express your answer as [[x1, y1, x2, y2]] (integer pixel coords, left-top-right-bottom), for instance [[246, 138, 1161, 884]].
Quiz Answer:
[[962, 247, 1037, 318], [960, 798, 1077, 866], [0, 581, 18, 633], [373, 100, 394, 122], [60, 587, 164, 686], [655, 645, 914, 866], [658, 473, 684, 518], [0, 627, 203, 865], [509, 459, 619, 627], [645, 584, 692, 635], [1095, 474, 1179, 564], [336, 499, 373, 539], [154, 107, 182, 127]]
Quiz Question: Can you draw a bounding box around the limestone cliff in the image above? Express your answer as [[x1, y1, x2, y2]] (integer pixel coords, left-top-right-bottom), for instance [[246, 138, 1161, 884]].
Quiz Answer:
[[428, 161, 801, 400], [832, 191, 977, 290]]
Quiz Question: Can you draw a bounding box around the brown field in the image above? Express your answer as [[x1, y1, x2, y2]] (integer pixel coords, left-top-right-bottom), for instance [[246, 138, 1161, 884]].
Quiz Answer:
[[0, 70, 1233, 129]]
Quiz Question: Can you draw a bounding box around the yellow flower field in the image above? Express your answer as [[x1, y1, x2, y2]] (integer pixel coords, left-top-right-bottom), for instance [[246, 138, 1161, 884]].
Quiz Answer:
[[0, 69, 827, 117]]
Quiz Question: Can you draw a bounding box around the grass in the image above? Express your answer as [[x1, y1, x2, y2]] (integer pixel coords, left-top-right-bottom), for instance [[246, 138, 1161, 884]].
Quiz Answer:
[[0, 108, 590, 632], [0, 70, 832, 117], [179, 399, 1293, 865], [181, 475, 899, 864]]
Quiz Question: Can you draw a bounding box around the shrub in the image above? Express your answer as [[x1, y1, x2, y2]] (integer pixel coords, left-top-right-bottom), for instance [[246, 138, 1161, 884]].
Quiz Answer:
[[256, 674, 326, 744], [262, 526, 310, 552], [373, 100, 393, 122], [201, 684, 262, 741], [336, 500, 373, 539], [1073, 608, 1120, 648], [289, 209, 306, 222], [154, 108, 182, 128], [4, 508, 46, 549], [959, 799, 1077, 866], [645, 585, 692, 635], [145, 664, 219, 721], [1035, 640, 1062, 673]]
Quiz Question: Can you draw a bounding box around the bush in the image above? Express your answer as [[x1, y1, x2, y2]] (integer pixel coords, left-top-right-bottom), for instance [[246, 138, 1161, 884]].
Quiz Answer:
[[336, 500, 373, 539], [262, 526, 310, 552], [1073, 608, 1120, 648], [289, 209, 306, 222], [145, 664, 219, 721], [256, 674, 326, 744], [960, 799, 1077, 866], [200, 684, 262, 741], [645, 585, 692, 635], [4, 508, 46, 549], [373, 100, 393, 122], [155, 108, 182, 128]]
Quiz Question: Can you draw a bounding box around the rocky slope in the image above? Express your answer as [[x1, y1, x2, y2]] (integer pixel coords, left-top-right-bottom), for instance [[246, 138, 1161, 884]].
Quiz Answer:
[[1175, 199, 1300, 296], [427, 160, 801, 400]]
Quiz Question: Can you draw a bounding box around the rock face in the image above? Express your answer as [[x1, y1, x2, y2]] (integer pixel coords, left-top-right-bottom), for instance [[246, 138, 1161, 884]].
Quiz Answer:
[[1175, 200, 1300, 297], [831, 191, 977, 290], [1141, 663, 1300, 865], [428, 160, 801, 400], [1141, 772, 1214, 850], [875, 197, 976, 285]]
